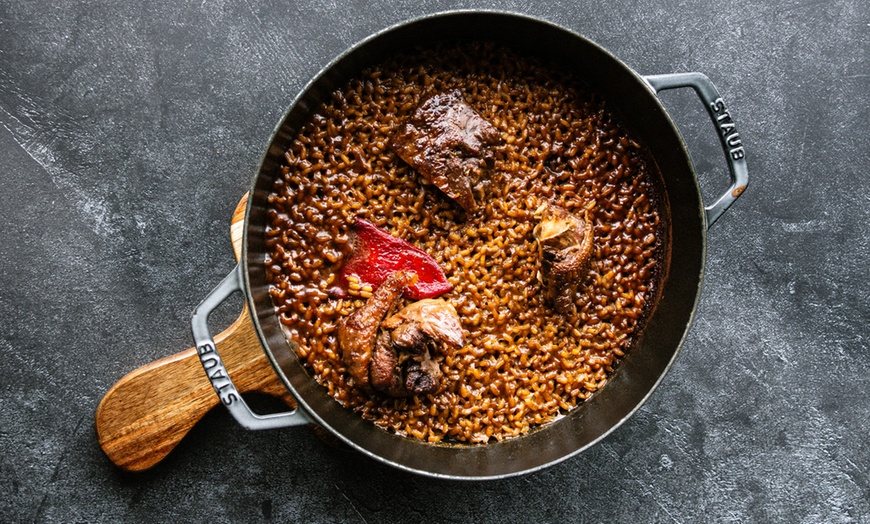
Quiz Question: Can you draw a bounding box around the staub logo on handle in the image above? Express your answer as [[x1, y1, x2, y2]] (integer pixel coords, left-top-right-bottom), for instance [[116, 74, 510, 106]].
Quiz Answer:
[[197, 342, 240, 406], [710, 97, 744, 161]]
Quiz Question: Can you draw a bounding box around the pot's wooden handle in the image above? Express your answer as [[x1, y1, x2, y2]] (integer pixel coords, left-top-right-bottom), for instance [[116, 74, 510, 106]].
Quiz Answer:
[[95, 194, 294, 471]]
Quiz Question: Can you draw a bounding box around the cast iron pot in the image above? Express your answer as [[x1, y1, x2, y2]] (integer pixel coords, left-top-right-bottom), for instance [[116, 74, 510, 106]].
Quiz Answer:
[[191, 11, 748, 480]]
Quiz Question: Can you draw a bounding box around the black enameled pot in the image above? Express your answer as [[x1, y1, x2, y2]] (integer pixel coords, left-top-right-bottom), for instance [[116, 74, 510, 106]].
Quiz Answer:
[[191, 11, 748, 480]]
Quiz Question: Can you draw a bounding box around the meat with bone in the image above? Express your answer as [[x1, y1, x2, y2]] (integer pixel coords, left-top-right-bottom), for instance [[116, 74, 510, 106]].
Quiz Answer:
[[533, 202, 595, 316], [339, 275, 465, 397], [338, 270, 418, 390], [371, 298, 463, 397]]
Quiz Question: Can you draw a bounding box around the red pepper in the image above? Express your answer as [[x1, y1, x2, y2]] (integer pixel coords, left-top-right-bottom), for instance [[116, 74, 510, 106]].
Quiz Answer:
[[331, 217, 452, 300]]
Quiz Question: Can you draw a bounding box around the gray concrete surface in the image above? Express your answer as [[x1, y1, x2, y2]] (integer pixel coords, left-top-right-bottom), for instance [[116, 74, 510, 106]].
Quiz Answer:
[[1, 0, 868, 522]]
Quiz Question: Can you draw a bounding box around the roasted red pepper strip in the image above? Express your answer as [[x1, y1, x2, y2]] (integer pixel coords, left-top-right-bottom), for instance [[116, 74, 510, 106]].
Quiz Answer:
[[331, 217, 452, 300]]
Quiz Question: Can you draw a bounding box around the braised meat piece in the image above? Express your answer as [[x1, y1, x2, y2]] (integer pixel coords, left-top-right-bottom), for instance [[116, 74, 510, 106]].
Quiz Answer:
[[338, 270, 418, 389], [390, 89, 499, 212], [389, 321, 429, 353], [533, 203, 595, 316], [373, 299, 463, 396], [404, 359, 440, 395], [369, 330, 402, 395], [370, 338, 441, 397], [382, 299, 464, 350], [340, 279, 464, 397]]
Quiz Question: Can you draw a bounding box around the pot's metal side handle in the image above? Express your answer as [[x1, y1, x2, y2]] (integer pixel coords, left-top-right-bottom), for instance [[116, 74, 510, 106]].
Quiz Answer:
[[644, 73, 749, 228], [191, 264, 309, 430]]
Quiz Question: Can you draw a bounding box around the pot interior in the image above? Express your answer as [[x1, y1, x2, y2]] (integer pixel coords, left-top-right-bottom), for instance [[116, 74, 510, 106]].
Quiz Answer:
[[243, 11, 705, 479]]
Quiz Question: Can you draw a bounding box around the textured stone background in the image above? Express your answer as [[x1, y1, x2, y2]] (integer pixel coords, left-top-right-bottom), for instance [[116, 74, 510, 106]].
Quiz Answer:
[[1, 0, 868, 522]]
